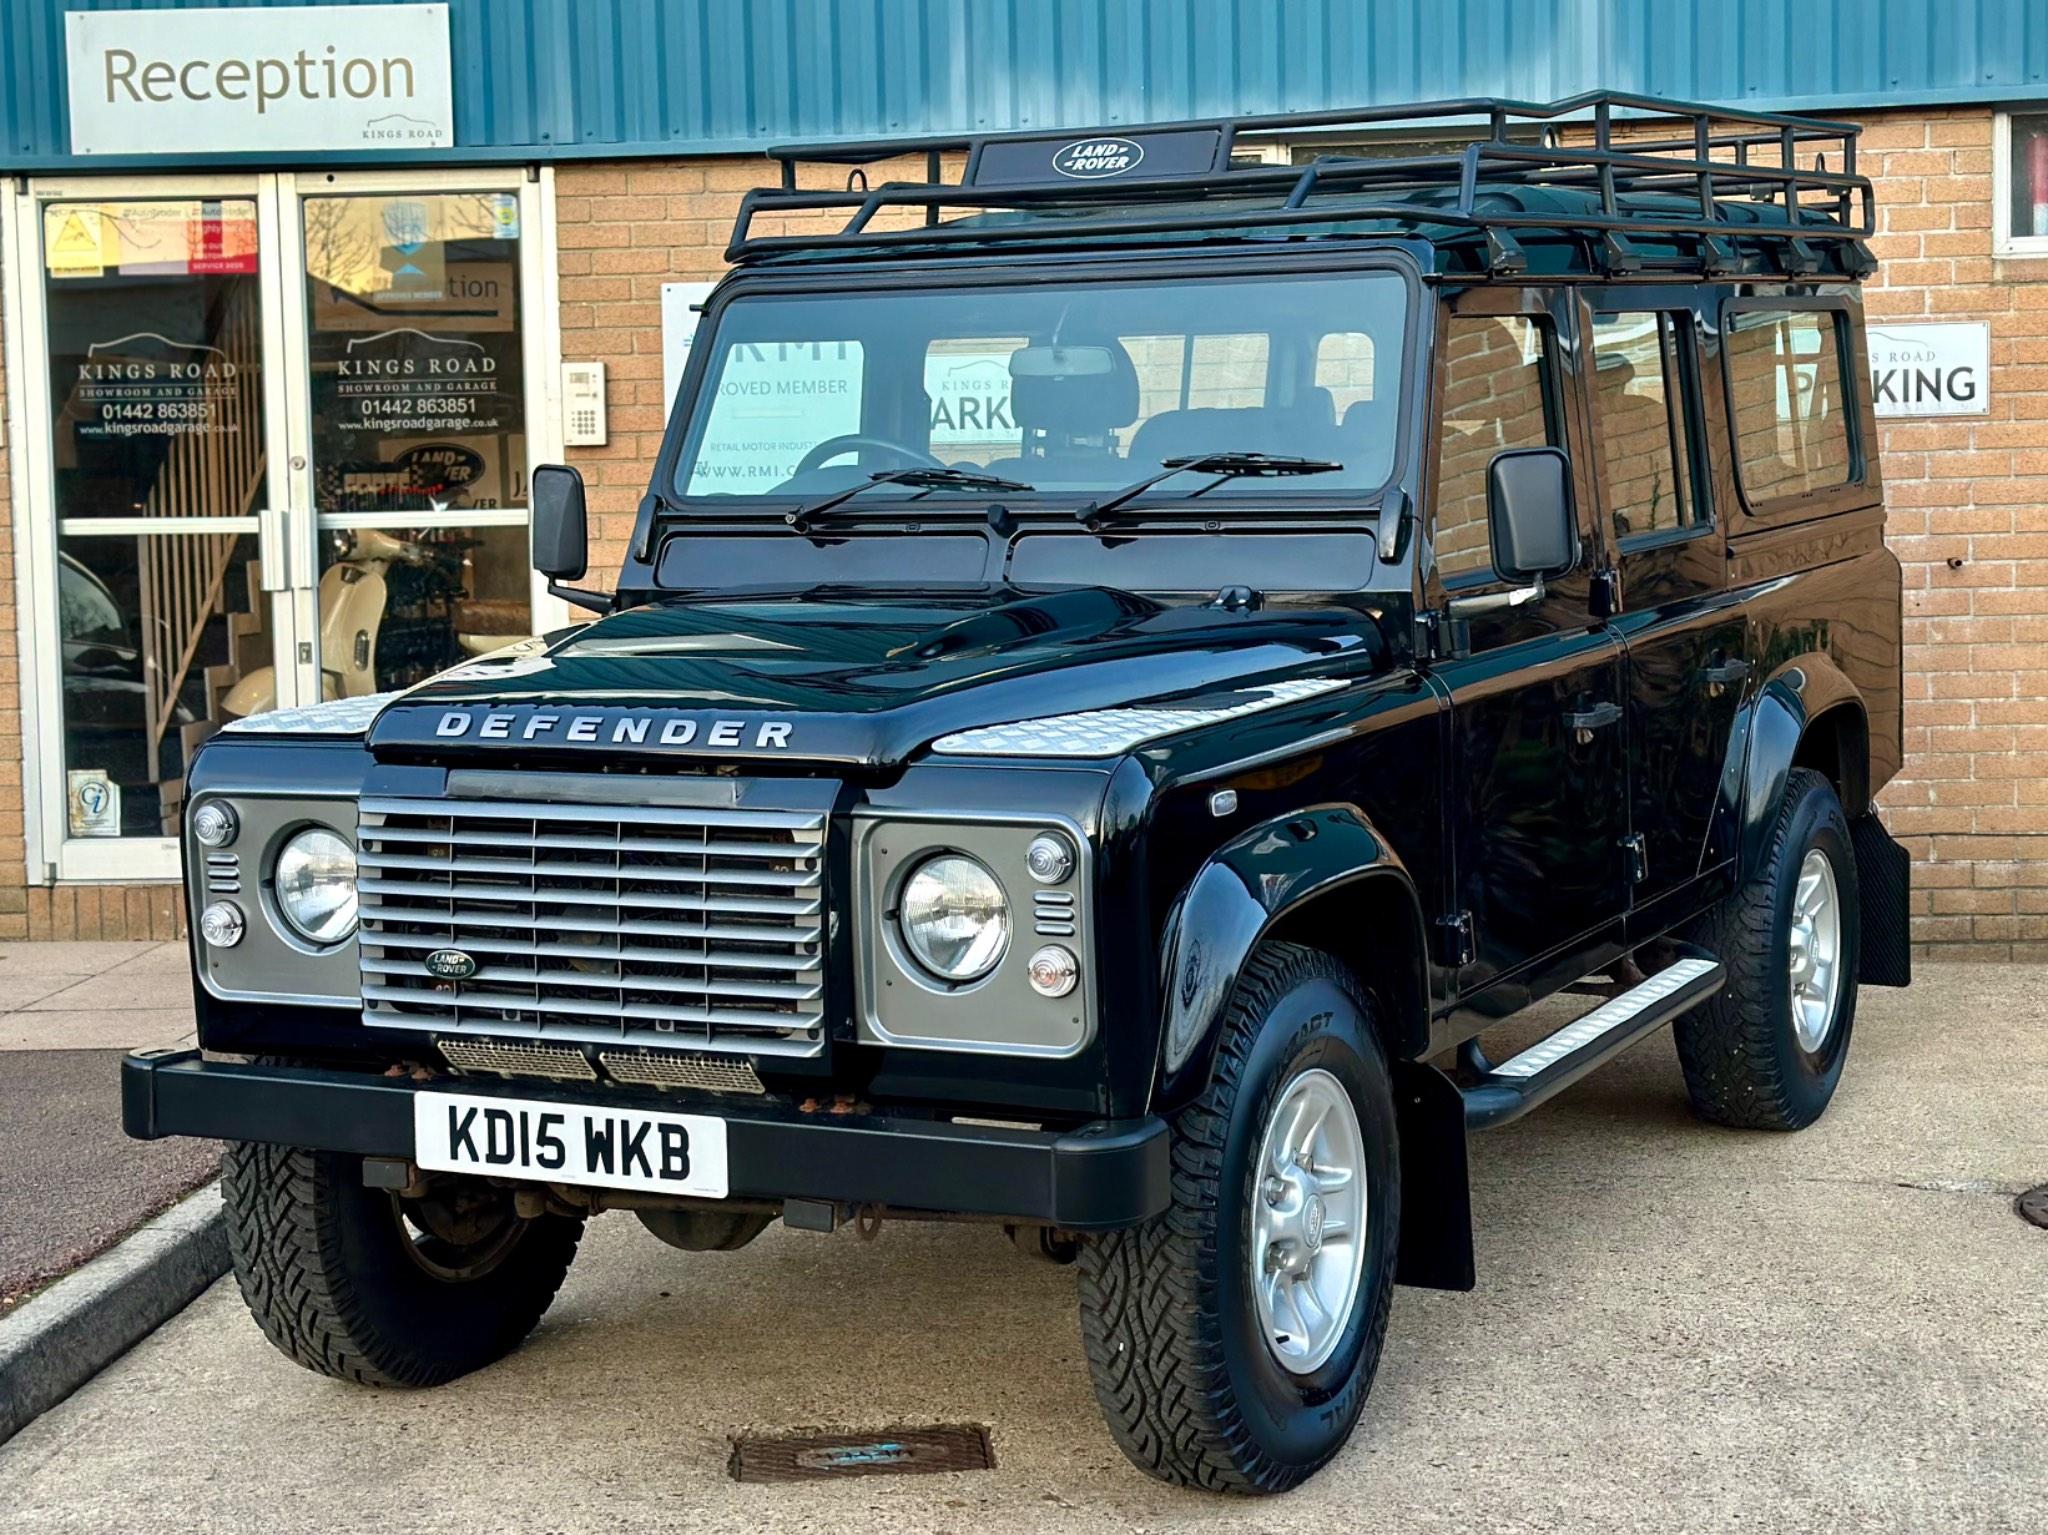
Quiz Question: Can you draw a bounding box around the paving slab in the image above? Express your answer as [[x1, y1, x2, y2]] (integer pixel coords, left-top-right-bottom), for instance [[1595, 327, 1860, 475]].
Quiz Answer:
[[0, 1011, 197, 1054], [20, 971, 202, 1015], [0, 967, 2042, 1533], [0, 943, 194, 1049], [0, 941, 165, 979]]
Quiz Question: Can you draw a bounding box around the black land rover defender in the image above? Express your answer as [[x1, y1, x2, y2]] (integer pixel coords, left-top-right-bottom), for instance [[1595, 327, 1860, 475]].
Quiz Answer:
[[125, 92, 1911, 1494]]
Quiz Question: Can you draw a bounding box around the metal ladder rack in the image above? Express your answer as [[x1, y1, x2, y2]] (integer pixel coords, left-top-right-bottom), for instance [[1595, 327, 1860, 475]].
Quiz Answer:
[[729, 89, 1873, 272]]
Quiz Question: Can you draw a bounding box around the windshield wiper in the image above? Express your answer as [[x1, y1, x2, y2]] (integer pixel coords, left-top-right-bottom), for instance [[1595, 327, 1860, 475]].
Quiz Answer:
[[1077, 452, 1344, 531], [786, 467, 1033, 534]]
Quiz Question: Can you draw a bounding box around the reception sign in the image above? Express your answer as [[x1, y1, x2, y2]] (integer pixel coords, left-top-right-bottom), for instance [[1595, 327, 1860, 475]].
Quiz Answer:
[[67, 4, 453, 155]]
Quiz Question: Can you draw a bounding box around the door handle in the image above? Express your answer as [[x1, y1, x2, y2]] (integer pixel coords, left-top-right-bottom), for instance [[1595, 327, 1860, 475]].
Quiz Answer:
[[1700, 657, 1752, 698], [1566, 700, 1623, 745]]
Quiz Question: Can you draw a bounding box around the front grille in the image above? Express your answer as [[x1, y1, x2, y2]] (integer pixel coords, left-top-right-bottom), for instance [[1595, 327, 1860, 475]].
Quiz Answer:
[[357, 796, 826, 1055]]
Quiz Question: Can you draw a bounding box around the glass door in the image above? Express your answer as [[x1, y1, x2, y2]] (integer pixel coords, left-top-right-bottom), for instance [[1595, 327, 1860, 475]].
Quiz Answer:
[[13, 170, 552, 881], [280, 173, 545, 702], [15, 178, 305, 878]]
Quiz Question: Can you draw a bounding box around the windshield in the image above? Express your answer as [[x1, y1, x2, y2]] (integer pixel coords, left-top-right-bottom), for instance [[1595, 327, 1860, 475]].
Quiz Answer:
[[670, 269, 1409, 507]]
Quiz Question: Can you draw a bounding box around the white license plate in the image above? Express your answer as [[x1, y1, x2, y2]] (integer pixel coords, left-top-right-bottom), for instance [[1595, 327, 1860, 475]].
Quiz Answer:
[[413, 1091, 729, 1199]]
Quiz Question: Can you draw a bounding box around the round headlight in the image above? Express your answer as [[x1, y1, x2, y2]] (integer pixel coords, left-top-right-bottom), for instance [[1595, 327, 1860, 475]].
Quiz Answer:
[[275, 827, 358, 945], [898, 854, 1010, 982]]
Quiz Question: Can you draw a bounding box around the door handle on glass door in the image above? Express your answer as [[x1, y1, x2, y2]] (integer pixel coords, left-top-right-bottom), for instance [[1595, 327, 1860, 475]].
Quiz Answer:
[[257, 508, 286, 592]]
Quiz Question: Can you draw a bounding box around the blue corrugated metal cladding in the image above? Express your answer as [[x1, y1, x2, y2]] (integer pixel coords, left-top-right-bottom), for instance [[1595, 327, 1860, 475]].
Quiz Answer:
[[9, 0, 2048, 167]]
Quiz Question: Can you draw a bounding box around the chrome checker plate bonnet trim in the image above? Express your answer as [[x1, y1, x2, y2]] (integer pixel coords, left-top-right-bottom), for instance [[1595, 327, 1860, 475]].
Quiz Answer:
[[930, 677, 1346, 758]]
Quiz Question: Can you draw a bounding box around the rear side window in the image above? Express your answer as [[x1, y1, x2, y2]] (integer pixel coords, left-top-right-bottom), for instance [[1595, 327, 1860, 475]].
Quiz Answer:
[[1723, 307, 1857, 505], [1591, 312, 1703, 543], [1433, 315, 1556, 581]]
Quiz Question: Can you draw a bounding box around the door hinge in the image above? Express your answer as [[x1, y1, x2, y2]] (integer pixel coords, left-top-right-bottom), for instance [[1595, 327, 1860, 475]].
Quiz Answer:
[[1434, 910, 1475, 968], [1621, 832, 1648, 885], [1590, 567, 1621, 620], [1414, 609, 1470, 663]]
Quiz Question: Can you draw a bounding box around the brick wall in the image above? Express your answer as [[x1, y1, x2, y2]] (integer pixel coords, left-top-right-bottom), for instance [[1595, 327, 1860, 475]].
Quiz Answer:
[[1859, 109, 2048, 959], [0, 106, 2043, 955], [553, 115, 2048, 960]]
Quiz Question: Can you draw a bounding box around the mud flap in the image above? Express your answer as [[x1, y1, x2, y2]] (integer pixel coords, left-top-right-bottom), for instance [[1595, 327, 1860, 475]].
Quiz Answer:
[[1390, 1058, 1475, 1292], [1850, 813, 1912, 988]]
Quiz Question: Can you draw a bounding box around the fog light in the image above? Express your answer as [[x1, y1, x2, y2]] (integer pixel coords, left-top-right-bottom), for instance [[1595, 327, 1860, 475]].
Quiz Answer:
[[199, 901, 246, 949], [191, 801, 238, 848], [1025, 832, 1074, 885], [1026, 944, 1079, 998]]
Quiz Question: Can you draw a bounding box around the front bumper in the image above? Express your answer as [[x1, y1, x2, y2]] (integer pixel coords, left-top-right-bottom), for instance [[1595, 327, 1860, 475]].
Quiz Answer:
[[122, 1049, 1170, 1231]]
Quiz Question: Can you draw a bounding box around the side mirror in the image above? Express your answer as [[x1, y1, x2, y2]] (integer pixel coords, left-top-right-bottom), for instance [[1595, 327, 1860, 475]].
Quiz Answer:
[[531, 464, 588, 581], [1486, 446, 1578, 585]]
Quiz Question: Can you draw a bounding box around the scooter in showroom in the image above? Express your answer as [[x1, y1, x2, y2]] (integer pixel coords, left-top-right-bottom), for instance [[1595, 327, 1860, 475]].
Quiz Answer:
[[222, 527, 522, 717]]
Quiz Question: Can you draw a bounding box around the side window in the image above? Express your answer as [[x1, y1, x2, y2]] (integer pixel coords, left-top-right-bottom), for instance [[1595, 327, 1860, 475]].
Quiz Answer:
[[1591, 312, 1702, 543], [1434, 314, 1555, 582], [1723, 307, 1856, 504]]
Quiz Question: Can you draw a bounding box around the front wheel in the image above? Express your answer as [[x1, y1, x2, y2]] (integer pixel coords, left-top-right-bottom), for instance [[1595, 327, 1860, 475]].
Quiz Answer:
[[223, 1142, 583, 1387], [1077, 942, 1399, 1494]]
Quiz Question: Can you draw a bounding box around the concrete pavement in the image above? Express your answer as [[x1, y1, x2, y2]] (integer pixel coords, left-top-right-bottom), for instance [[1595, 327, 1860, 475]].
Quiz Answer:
[[0, 942, 209, 1312], [1, 965, 2043, 1533]]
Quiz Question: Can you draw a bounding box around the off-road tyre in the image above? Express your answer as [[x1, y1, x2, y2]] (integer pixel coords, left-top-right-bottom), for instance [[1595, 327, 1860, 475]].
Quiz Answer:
[[223, 1141, 583, 1387], [1076, 942, 1399, 1494], [1676, 767, 1860, 1131]]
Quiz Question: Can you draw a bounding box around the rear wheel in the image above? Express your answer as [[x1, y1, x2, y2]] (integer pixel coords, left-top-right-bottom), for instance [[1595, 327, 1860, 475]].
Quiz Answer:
[[223, 1142, 582, 1387], [1676, 767, 1860, 1130], [1077, 942, 1399, 1493]]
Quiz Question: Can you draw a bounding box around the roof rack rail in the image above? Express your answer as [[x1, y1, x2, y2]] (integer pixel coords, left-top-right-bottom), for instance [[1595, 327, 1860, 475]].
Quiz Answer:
[[728, 90, 1873, 271]]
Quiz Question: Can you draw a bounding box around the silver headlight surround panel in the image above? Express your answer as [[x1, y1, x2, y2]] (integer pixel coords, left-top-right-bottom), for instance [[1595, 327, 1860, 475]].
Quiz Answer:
[[186, 790, 360, 1006], [853, 810, 1095, 1058]]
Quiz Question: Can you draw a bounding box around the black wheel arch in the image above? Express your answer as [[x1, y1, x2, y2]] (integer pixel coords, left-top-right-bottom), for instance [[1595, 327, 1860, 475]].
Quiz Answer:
[[1737, 659, 1871, 881], [1152, 804, 1430, 1115], [1732, 667, 1909, 987]]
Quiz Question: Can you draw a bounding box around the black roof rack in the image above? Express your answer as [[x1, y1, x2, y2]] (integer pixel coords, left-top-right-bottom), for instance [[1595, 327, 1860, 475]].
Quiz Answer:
[[728, 90, 1873, 274]]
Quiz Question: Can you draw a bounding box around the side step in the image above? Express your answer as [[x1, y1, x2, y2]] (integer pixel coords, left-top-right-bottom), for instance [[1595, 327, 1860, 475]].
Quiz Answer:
[[1462, 954, 1724, 1130]]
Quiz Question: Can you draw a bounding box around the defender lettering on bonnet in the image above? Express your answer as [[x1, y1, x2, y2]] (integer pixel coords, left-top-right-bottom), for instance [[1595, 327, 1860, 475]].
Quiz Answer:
[[433, 709, 795, 749]]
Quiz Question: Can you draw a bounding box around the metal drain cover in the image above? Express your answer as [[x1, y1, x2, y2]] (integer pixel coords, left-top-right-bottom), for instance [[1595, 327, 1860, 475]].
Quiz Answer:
[[2019, 1184, 2048, 1230], [730, 1424, 994, 1483]]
